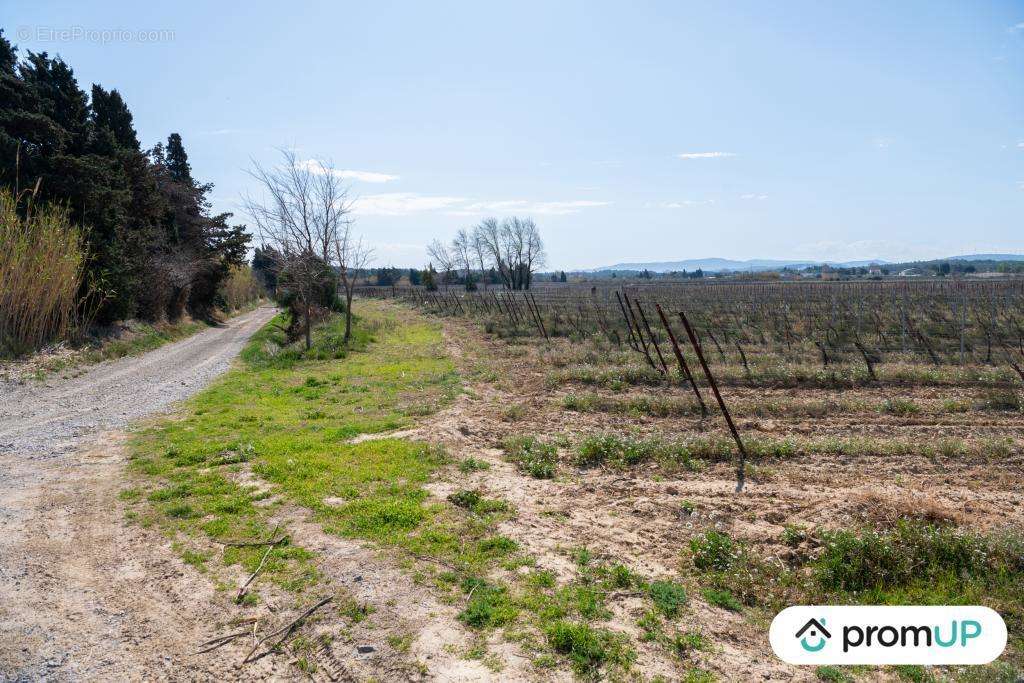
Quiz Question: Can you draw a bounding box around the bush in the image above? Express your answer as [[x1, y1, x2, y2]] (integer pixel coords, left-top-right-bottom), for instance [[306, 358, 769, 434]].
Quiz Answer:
[[218, 264, 264, 311], [502, 436, 557, 479]]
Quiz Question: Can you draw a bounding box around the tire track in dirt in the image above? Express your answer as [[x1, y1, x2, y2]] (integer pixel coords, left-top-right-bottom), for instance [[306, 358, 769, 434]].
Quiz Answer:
[[0, 306, 281, 682]]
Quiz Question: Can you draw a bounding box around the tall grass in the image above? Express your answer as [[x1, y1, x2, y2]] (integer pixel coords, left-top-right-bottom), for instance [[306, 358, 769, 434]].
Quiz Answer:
[[0, 189, 85, 357]]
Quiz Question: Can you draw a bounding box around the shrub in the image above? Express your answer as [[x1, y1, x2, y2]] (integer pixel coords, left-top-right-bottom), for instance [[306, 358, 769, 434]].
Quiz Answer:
[[502, 436, 557, 479]]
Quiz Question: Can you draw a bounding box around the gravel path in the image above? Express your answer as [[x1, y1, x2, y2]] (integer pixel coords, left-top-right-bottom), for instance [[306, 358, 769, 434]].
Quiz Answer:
[[0, 305, 280, 682], [0, 305, 276, 462]]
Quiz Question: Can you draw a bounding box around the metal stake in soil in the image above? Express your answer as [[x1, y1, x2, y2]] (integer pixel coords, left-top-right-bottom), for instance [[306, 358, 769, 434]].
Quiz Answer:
[[677, 310, 748, 492]]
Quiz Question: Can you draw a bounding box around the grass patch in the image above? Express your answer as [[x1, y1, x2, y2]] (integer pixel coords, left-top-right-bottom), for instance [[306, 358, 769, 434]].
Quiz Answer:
[[502, 436, 558, 479], [127, 301, 458, 597]]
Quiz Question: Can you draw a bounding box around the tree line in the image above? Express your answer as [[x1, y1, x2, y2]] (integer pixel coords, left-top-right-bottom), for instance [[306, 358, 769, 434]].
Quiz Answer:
[[0, 29, 251, 352], [427, 216, 546, 291]]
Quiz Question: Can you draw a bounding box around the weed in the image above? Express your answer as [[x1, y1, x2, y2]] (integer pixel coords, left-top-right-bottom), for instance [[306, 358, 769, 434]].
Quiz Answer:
[[690, 530, 738, 571], [880, 398, 921, 416], [649, 580, 688, 617], [502, 436, 558, 479], [545, 620, 636, 676], [458, 457, 491, 473], [702, 587, 742, 611]]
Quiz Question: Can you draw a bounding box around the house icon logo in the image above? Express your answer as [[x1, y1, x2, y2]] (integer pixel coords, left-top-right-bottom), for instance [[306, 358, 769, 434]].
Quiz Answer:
[[796, 617, 831, 652]]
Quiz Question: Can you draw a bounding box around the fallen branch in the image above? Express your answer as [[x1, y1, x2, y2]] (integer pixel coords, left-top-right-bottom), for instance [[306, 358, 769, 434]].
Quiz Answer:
[[242, 596, 334, 665], [196, 629, 250, 655], [236, 534, 285, 602]]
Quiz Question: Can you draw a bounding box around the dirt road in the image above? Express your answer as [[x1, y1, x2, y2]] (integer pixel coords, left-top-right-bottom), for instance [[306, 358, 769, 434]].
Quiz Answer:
[[0, 306, 279, 682]]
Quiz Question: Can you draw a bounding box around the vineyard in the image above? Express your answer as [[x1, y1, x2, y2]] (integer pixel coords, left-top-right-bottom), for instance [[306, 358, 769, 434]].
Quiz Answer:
[[344, 278, 1024, 678], [361, 279, 1024, 383]]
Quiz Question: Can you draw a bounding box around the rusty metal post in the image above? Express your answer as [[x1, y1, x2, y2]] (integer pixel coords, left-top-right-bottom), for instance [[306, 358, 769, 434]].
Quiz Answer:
[[655, 303, 707, 416], [529, 293, 549, 341], [635, 301, 670, 376], [678, 310, 748, 492], [624, 292, 659, 371], [615, 291, 641, 351]]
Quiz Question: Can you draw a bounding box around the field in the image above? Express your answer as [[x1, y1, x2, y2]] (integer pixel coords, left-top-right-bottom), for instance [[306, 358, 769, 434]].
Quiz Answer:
[[120, 282, 1023, 681]]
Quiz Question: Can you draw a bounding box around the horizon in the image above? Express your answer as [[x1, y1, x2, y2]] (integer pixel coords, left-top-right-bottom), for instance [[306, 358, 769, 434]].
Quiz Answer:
[[5, 1, 1024, 270]]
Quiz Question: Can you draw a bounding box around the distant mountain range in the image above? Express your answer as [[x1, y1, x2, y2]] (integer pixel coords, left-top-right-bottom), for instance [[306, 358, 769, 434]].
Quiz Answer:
[[590, 254, 1024, 274]]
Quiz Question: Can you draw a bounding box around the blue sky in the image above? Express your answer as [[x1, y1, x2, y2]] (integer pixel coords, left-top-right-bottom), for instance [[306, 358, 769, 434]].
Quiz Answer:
[[6, 1, 1024, 269]]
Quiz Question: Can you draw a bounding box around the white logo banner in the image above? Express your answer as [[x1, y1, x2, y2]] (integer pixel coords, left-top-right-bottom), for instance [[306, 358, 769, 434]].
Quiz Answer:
[[769, 606, 1006, 665]]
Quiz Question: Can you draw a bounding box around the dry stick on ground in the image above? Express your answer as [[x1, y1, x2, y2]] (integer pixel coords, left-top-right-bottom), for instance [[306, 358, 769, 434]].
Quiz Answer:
[[195, 629, 252, 655], [242, 596, 335, 665], [655, 303, 708, 417], [677, 310, 749, 493], [236, 536, 286, 602]]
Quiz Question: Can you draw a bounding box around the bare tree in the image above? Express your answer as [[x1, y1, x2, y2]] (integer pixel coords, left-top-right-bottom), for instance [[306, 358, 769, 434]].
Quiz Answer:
[[472, 216, 546, 290], [451, 228, 476, 290], [426, 239, 455, 290], [333, 227, 373, 342], [242, 148, 352, 349]]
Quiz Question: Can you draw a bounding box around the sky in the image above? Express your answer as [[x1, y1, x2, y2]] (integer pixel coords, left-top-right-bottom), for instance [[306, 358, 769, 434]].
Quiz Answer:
[[6, 1, 1024, 269]]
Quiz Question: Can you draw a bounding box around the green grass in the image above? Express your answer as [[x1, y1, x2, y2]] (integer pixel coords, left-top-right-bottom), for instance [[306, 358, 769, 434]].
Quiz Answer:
[[125, 300, 459, 593], [124, 301, 678, 677], [502, 435, 558, 479]]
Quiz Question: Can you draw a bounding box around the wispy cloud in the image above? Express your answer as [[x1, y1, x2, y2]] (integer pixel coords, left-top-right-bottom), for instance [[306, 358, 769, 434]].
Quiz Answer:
[[294, 160, 399, 183], [740, 193, 768, 200], [647, 199, 710, 209], [336, 170, 400, 183], [677, 152, 736, 159], [872, 136, 894, 149], [1010, 21, 1024, 32], [451, 199, 610, 216], [200, 128, 247, 136], [355, 193, 467, 216], [354, 194, 609, 217]]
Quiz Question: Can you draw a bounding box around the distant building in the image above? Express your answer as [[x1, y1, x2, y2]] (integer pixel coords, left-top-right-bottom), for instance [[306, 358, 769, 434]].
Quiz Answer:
[[898, 268, 924, 277], [820, 265, 838, 280], [867, 265, 883, 276]]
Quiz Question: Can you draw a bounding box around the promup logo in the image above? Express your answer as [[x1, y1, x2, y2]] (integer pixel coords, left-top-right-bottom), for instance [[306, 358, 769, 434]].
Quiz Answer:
[[795, 618, 831, 652], [770, 606, 1006, 665]]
